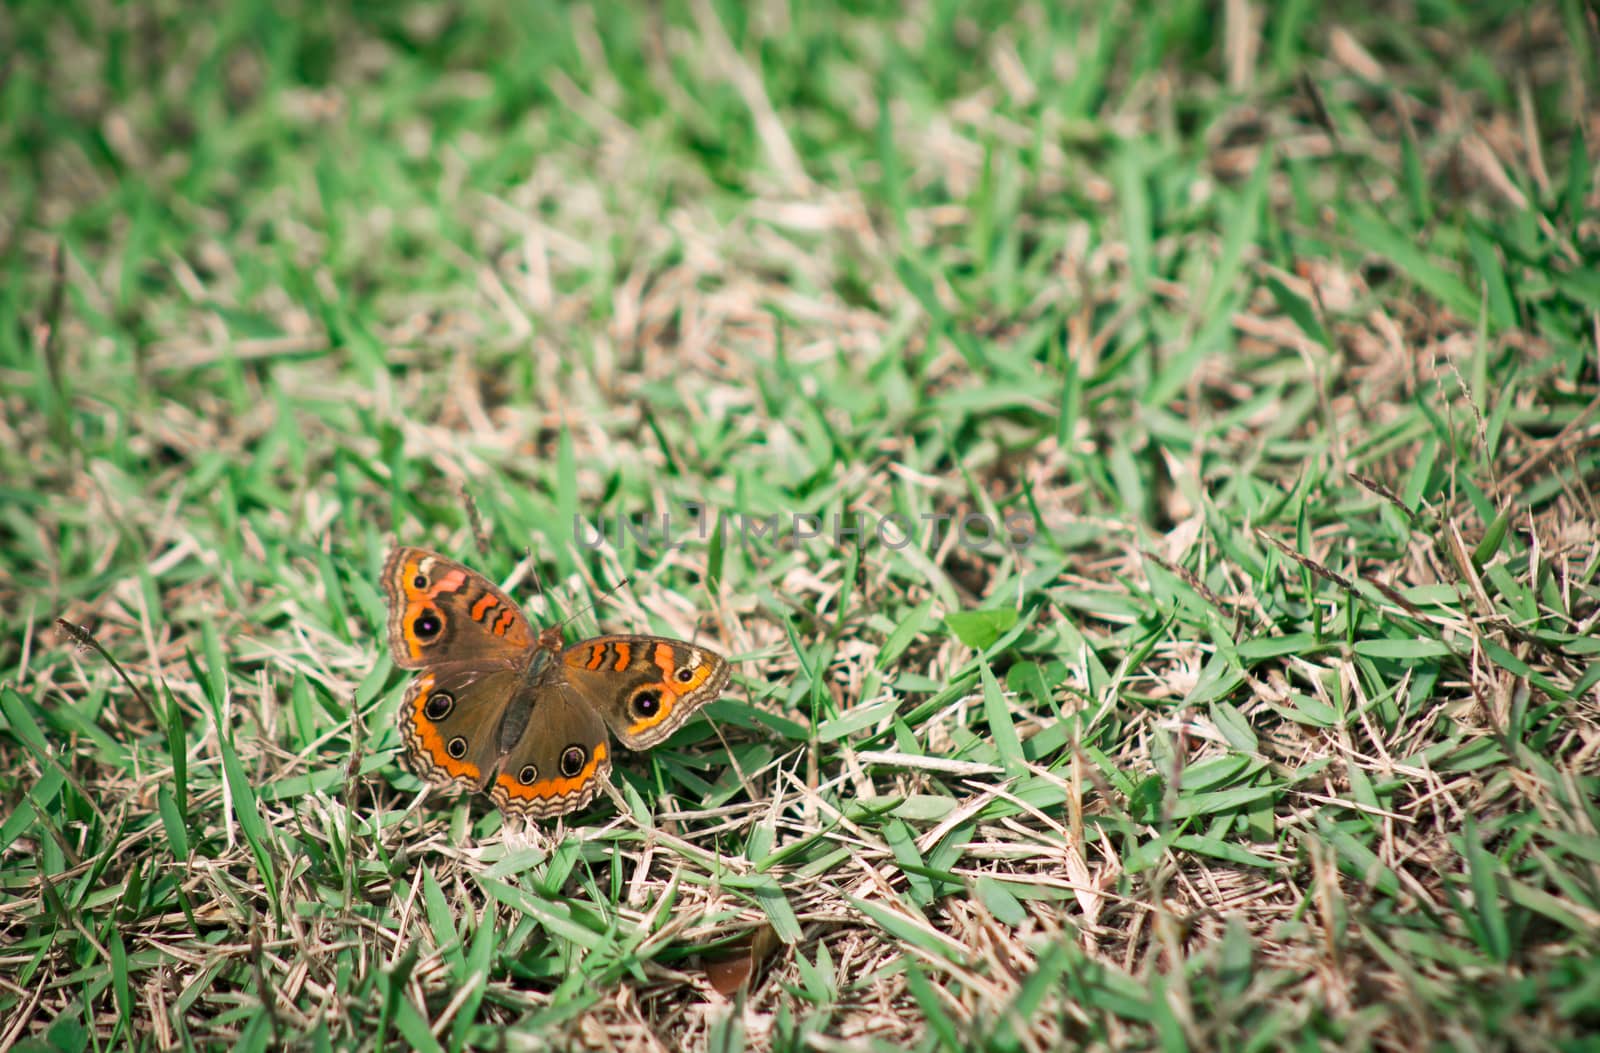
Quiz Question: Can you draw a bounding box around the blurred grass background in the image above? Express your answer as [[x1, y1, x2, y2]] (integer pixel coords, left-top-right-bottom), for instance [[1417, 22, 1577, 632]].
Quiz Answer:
[[3, 1, 1599, 1050]]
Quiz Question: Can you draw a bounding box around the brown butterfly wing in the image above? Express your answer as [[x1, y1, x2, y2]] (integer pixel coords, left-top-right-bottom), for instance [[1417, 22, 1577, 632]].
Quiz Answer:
[[557, 635, 730, 750], [396, 664, 520, 792], [381, 550, 729, 818], [382, 547, 537, 795], [489, 668, 613, 819], [381, 547, 534, 668]]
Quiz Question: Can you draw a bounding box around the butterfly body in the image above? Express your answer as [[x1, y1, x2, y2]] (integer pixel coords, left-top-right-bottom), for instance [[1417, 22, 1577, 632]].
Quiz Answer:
[[381, 547, 729, 819]]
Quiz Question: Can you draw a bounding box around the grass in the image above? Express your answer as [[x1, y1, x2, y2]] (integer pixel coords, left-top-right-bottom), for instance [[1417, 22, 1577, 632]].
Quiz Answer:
[[3, 0, 1599, 1049]]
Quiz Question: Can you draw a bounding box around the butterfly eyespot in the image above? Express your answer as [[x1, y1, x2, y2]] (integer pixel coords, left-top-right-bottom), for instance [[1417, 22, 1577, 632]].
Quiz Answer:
[[675, 667, 695, 683], [631, 689, 661, 718], [423, 691, 454, 720], [519, 765, 538, 785], [412, 573, 428, 589], [559, 746, 587, 778], [446, 736, 468, 759], [413, 610, 442, 639]]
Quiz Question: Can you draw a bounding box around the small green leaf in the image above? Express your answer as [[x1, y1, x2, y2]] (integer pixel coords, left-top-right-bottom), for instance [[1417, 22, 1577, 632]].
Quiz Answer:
[[975, 876, 1028, 926], [944, 608, 1019, 649]]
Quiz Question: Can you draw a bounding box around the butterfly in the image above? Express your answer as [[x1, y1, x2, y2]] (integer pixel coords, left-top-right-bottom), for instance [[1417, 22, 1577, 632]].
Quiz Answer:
[[381, 546, 730, 818]]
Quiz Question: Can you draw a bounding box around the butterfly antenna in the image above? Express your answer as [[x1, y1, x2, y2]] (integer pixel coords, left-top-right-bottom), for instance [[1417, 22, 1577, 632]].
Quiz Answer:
[[520, 547, 628, 630], [521, 549, 546, 598], [511, 547, 554, 618], [558, 576, 631, 631]]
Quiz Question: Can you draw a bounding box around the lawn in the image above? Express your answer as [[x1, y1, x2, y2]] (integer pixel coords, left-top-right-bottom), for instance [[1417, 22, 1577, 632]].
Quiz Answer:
[[3, 1, 1599, 1050]]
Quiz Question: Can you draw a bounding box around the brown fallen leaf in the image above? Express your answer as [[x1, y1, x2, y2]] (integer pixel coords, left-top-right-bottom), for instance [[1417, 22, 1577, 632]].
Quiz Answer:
[[702, 923, 782, 996]]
